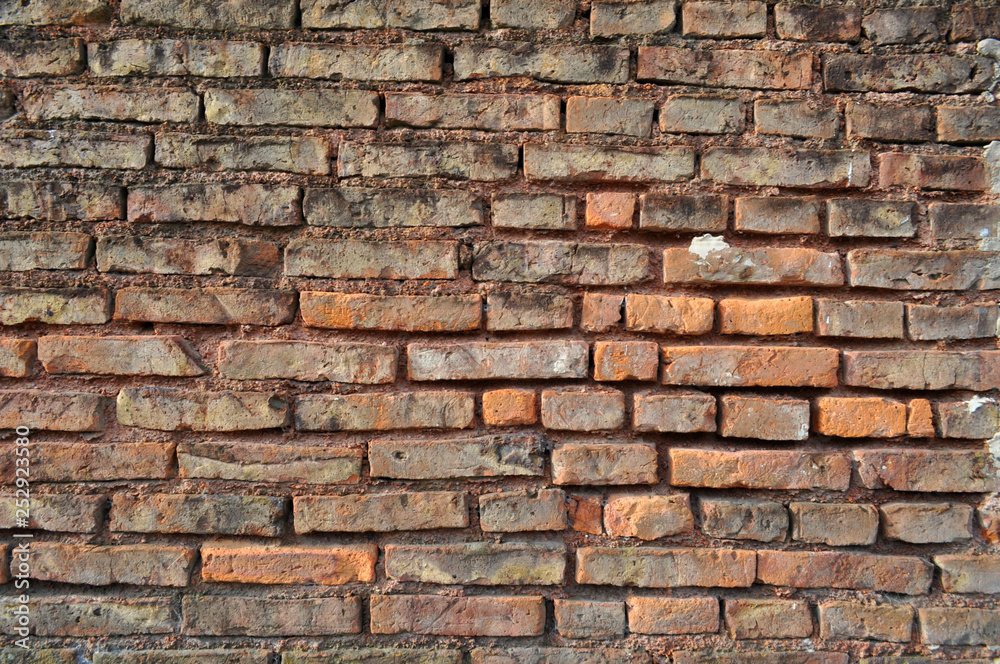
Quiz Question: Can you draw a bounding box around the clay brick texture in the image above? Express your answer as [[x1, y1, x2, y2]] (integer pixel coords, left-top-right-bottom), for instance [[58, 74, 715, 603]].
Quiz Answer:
[[1, 0, 1000, 661]]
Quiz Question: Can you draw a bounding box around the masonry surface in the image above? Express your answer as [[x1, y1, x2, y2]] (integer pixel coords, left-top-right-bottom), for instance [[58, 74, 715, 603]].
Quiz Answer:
[[0, 0, 1000, 661]]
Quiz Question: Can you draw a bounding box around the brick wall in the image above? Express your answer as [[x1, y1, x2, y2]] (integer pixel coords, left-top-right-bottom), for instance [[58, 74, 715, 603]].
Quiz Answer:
[[1, 0, 1000, 660]]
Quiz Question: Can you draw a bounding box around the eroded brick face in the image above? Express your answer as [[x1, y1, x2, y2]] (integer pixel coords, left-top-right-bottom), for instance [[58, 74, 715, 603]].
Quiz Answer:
[[1, 1, 997, 661]]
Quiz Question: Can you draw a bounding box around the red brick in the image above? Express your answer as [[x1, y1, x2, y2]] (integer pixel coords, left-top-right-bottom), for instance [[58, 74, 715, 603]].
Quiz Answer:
[[663, 245, 843, 286], [828, 199, 916, 238], [725, 599, 813, 639], [625, 295, 714, 335], [604, 493, 692, 540], [294, 492, 468, 533], [719, 297, 813, 335], [370, 595, 545, 636], [585, 192, 635, 228], [847, 249, 1000, 290], [682, 2, 765, 37], [552, 443, 657, 485], [483, 389, 537, 426], [576, 547, 756, 588], [480, 489, 567, 532], [0, 390, 105, 431], [593, 341, 658, 381], [757, 551, 933, 595], [554, 600, 625, 639], [300, 292, 481, 332], [633, 390, 717, 433], [627, 597, 719, 635], [880, 153, 987, 191], [201, 542, 377, 585], [662, 346, 839, 387], [0, 493, 103, 532], [581, 293, 623, 332], [824, 54, 990, 93], [775, 4, 860, 41], [814, 397, 907, 438], [719, 395, 810, 441], [0, 442, 172, 482], [639, 47, 811, 90], [855, 449, 1000, 493], [790, 503, 878, 546], [670, 449, 851, 490]]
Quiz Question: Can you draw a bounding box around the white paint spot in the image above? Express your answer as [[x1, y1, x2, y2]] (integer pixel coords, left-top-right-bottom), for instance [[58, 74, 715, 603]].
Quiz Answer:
[[969, 396, 995, 412], [847, 161, 854, 186], [688, 234, 729, 260]]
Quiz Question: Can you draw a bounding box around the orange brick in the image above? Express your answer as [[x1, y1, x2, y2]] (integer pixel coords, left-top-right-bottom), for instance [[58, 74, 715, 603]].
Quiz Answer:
[[586, 192, 635, 229], [568, 494, 603, 534], [482, 389, 537, 426], [815, 397, 907, 438], [907, 398, 935, 437], [719, 296, 813, 335], [581, 293, 623, 332], [593, 341, 658, 381]]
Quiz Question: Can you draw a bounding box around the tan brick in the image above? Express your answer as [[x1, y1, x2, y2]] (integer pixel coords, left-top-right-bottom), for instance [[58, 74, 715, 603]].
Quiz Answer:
[[370, 434, 543, 479], [385, 542, 566, 585], [301, 0, 480, 30], [882, 502, 972, 544], [909, 303, 998, 341], [815, 397, 906, 438], [604, 494, 692, 540], [285, 239, 457, 279], [863, 7, 940, 44], [663, 245, 843, 286], [0, 287, 110, 325], [0, 181, 123, 220], [89, 39, 263, 77], [552, 443, 657, 485], [480, 489, 566, 532], [129, 184, 300, 226], [847, 249, 1000, 290], [30, 543, 195, 587], [454, 44, 628, 84], [309, 188, 482, 229], [388, 93, 559, 131], [339, 141, 518, 181], [640, 194, 728, 232], [880, 153, 987, 191], [526, 144, 694, 183], [576, 547, 756, 588], [0, 494, 103, 533], [0, 390, 105, 432], [115, 287, 296, 326], [282, 651, 457, 664], [474, 240, 649, 285], [491, 0, 575, 29], [719, 296, 813, 335], [97, 235, 279, 277], [95, 651, 271, 664], [938, 106, 1000, 143], [1, 0, 111, 26], [703, 148, 869, 187], [471, 650, 650, 664], [670, 449, 851, 490], [919, 607, 1000, 646], [591, 0, 675, 36], [824, 53, 990, 93], [0, 231, 91, 271], [296, 391, 474, 432], [929, 203, 1000, 241], [410, 341, 588, 381], [487, 292, 573, 331], [754, 100, 838, 139], [660, 96, 745, 134], [117, 388, 288, 431], [270, 43, 442, 81], [493, 193, 576, 230], [179, 442, 361, 484], [201, 542, 376, 585], [219, 341, 395, 383], [294, 492, 468, 533], [34, 598, 173, 637], [23, 86, 198, 123], [720, 395, 810, 441], [828, 199, 916, 238], [725, 599, 813, 639], [856, 449, 1000, 493], [758, 551, 933, 595], [483, 389, 537, 426], [1, 442, 172, 482], [183, 596, 360, 636], [776, 4, 860, 41], [39, 335, 205, 377], [206, 89, 378, 127], [683, 1, 764, 37], [790, 503, 879, 546], [633, 390, 716, 433], [121, 0, 294, 29], [734, 197, 820, 234], [370, 595, 544, 636], [639, 47, 812, 89], [847, 102, 934, 142], [816, 300, 904, 338], [819, 602, 913, 642], [156, 133, 329, 175], [0, 338, 35, 377], [936, 554, 1000, 594], [0, 130, 150, 169], [301, 292, 480, 332], [701, 499, 787, 542], [541, 389, 625, 431], [111, 493, 285, 536], [554, 600, 625, 639], [567, 97, 653, 137], [627, 597, 719, 635], [843, 350, 1000, 390], [593, 341, 658, 382], [662, 346, 839, 388]]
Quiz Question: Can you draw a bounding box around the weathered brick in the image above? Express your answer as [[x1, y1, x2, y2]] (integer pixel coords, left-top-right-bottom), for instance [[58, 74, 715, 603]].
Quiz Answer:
[[474, 241, 649, 285], [757, 551, 933, 595], [179, 442, 361, 484], [754, 100, 838, 139], [719, 296, 813, 335], [282, 651, 458, 664], [938, 106, 1000, 143], [855, 449, 1000, 493], [117, 387, 288, 431], [683, 2, 764, 37], [880, 153, 986, 191], [110, 493, 285, 536], [909, 303, 997, 341], [201, 542, 376, 585], [628, 597, 719, 635], [30, 543, 195, 587], [482, 389, 538, 426], [554, 600, 625, 639], [567, 97, 654, 137], [487, 292, 573, 331], [791, 503, 878, 546], [370, 434, 543, 479], [725, 599, 812, 639], [0, 182, 123, 220], [659, 96, 744, 135], [285, 237, 458, 279], [205, 89, 378, 127], [701, 499, 787, 542], [604, 493, 692, 540], [271, 43, 442, 81], [661, 346, 839, 388], [582, 293, 622, 332], [0, 390, 105, 431], [638, 47, 812, 89], [339, 141, 519, 181], [819, 603, 913, 642], [569, 495, 604, 535], [296, 391, 475, 432], [576, 547, 756, 588], [847, 249, 1000, 290], [34, 598, 173, 636], [491, 0, 574, 28], [295, 492, 467, 533], [541, 389, 625, 431], [89, 39, 263, 77], [97, 236, 279, 276], [525, 144, 695, 182], [0, 0, 111, 26], [409, 341, 587, 381], [593, 341, 658, 382], [0, 39, 83, 77], [828, 199, 916, 238], [480, 489, 566, 532], [472, 650, 649, 664], [386, 542, 566, 585], [219, 341, 395, 383], [919, 607, 1000, 646], [96, 651, 270, 664], [702, 148, 870, 187], [847, 102, 934, 142], [881, 502, 973, 544], [843, 350, 1000, 390], [121, 0, 294, 29], [115, 287, 296, 325], [308, 188, 481, 228], [493, 193, 576, 230], [301, 293, 480, 332], [908, 398, 936, 438], [0, 338, 34, 377], [632, 391, 715, 434], [863, 7, 941, 44], [663, 244, 843, 286], [776, 4, 860, 41], [980, 506, 1000, 545], [184, 596, 360, 636], [815, 397, 907, 438], [129, 184, 300, 226], [734, 197, 820, 234], [0, 493, 102, 532], [929, 202, 1000, 240], [937, 398, 1000, 439], [371, 595, 545, 636], [23, 86, 198, 123], [816, 300, 905, 338], [639, 194, 728, 232], [301, 0, 480, 30], [389, 93, 559, 131], [720, 395, 810, 441], [454, 44, 629, 83], [935, 555, 1000, 594], [0, 232, 91, 271], [157, 133, 329, 175], [39, 335, 205, 377], [2, 442, 171, 482], [590, 0, 675, 36], [671, 449, 851, 490], [552, 443, 657, 485], [824, 54, 991, 93], [625, 295, 713, 334]]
